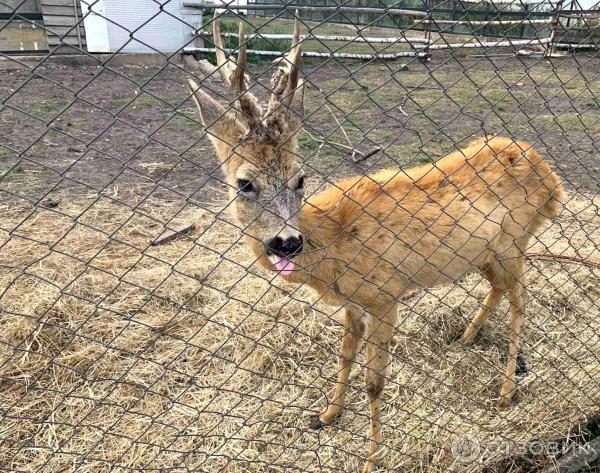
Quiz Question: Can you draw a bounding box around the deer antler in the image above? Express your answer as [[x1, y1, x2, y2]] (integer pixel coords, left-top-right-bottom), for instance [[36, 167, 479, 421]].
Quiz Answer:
[[265, 13, 304, 138], [212, 11, 262, 130], [193, 11, 304, 142], [267, 16, 300, 110]]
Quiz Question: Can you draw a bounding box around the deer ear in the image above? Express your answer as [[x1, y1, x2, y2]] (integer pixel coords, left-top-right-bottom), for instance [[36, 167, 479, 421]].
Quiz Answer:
[[186, 79, 246, 145]]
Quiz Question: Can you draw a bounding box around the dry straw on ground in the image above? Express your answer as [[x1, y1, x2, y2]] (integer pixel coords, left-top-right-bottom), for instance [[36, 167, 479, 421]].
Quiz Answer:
[[0, 188, 599, 472]]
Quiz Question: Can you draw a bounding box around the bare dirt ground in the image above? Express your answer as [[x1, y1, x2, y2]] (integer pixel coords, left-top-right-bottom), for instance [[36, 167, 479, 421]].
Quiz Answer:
[[1, 52, 600, 472], [1, 54, 599, 207]]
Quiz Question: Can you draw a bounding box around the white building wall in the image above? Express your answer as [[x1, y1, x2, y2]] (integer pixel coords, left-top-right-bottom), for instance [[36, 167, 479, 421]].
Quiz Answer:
[[82, 0, 201, 54]]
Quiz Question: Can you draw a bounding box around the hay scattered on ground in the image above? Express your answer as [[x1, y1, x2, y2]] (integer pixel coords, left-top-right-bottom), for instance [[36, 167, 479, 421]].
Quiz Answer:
[[1, 190, 599, 472]]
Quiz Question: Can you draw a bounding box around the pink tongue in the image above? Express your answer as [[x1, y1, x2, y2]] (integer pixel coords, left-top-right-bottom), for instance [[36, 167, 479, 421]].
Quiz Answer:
[[270, 255, 295, 276]]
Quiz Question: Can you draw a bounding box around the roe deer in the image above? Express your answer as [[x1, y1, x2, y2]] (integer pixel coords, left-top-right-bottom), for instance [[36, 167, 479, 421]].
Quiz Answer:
[[186, 13, 565, 472]]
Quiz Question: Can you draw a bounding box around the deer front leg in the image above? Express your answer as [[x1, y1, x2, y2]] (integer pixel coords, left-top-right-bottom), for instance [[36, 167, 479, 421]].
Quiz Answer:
[[362, 314, 393, 473], [498, 280, 525, 409], [311, 304, 365, 429]]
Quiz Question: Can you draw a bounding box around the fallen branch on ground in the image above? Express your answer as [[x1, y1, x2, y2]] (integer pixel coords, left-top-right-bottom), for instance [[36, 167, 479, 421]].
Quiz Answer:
[[151, 223, 195, 246], [302, 129, 381, 163], [526, 253, 600, 270]]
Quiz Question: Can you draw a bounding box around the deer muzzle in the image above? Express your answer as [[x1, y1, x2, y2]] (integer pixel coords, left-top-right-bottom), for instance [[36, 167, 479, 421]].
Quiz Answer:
[[265, 234, 304, 276]]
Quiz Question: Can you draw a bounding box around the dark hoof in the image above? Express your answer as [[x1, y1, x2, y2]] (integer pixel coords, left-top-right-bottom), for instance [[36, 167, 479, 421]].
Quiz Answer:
[[309, 415, 325, 430], [310, 411, 342, 430], [516, 351, 528, 377], [497, 397, 512, 409]]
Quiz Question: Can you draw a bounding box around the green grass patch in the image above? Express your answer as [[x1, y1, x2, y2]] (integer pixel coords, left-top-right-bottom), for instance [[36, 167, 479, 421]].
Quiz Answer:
[[415, 155, 435, 164], [1, 164, 24, 177], [585, 99, 600, 109], [298, 133, 319, 152], [531, 112, 600, 134], [170, 113, 203, 132], [111, 93, 161, 108], [26, 99, 64, 118], [0, 147, 13, 157]]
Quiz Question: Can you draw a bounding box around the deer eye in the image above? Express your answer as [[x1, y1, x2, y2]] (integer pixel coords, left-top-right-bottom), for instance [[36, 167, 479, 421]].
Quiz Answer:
[[237, 179, 254, 193], [296, 176, 304, 191]]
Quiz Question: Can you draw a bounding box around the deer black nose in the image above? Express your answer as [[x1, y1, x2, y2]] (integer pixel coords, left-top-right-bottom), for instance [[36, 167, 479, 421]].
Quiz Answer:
[[266, 235, 304, 257]]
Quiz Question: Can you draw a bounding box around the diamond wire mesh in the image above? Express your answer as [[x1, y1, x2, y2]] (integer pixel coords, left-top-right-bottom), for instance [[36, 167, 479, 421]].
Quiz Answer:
[[0, 0, 599, 472]]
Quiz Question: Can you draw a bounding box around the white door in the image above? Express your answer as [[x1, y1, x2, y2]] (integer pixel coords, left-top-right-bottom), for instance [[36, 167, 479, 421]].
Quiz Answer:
[[80, 0, 110, 53], [103, 0, 188, 53]]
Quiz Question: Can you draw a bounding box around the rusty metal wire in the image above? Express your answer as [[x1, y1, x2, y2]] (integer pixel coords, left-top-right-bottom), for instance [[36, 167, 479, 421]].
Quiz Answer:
[[1, 0, 599, 472]]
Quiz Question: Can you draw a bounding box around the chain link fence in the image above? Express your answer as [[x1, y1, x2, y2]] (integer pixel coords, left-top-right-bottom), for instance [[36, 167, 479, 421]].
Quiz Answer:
[[1, 0, 600, 472]]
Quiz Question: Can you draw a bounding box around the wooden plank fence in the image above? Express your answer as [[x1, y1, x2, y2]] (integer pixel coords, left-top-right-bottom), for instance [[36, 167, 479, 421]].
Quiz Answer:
[[246, 0, 557, 40], [40, 0, 86, 49], [184, 0, 598, 61]]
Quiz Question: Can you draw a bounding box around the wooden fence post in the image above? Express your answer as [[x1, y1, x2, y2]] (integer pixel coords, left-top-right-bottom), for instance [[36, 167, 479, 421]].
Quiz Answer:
[[547, 0, 565, 57], [423, 0, 434, 62]]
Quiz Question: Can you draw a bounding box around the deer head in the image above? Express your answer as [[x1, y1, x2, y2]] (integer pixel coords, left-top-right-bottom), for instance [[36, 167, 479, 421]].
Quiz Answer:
[[187, 13, 305, 276]]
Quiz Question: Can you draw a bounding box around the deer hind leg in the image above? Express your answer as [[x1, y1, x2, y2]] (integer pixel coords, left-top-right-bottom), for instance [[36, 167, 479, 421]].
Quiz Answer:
[[311, 303, 365, 429], [459, 286, 503, 345], [498, 276, 525, 408], [362, 310, 394, 473]]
